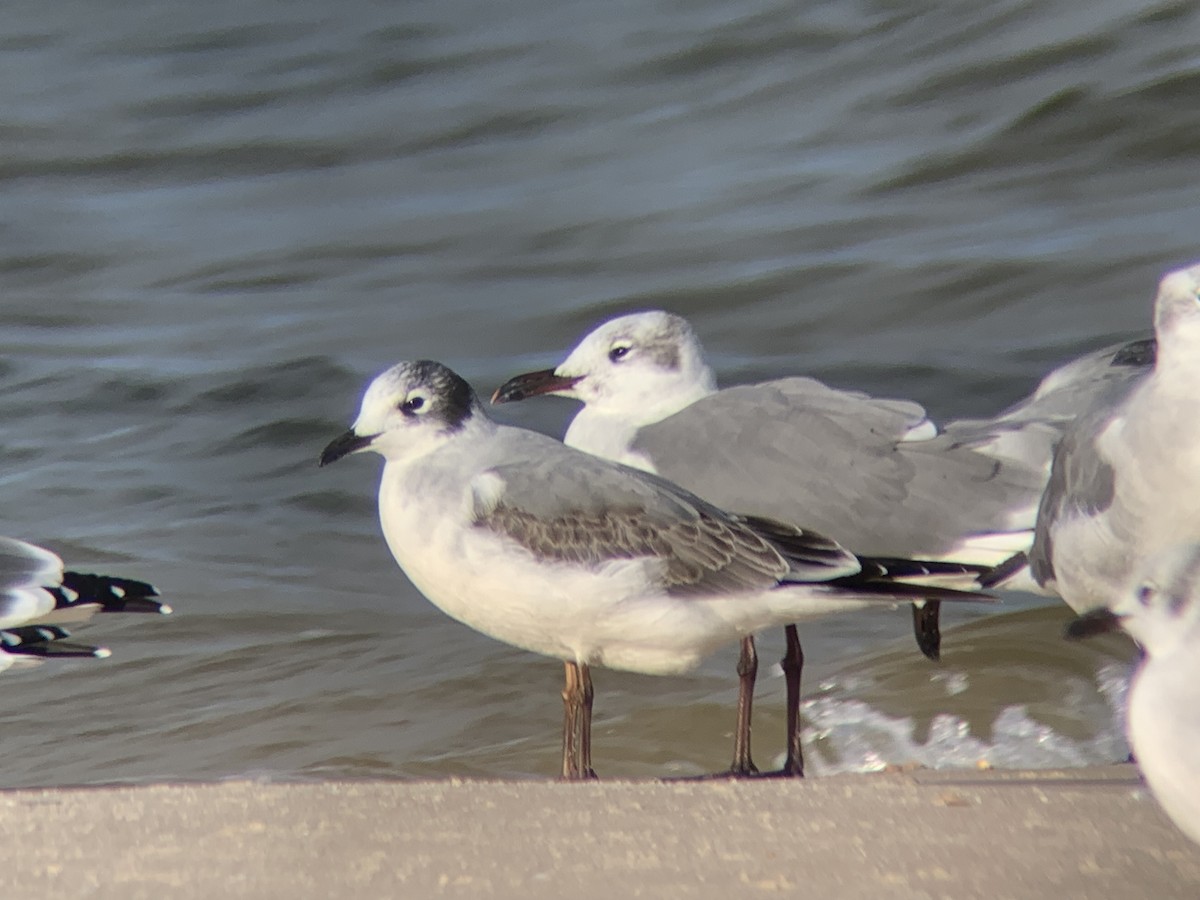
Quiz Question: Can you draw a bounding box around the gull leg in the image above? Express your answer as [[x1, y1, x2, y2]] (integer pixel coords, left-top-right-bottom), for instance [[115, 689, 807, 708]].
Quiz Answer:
[[561, 661, 581, 780], [781, 625, 805, 777], [729, 636, 759, 776], [579, 663, 597, 780]]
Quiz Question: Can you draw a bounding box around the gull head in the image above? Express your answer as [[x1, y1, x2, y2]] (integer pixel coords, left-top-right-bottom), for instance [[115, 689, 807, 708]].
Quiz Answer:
[[1066, 543, 1200, 659], [491, 311, 716, 419], [319, 360, 483, 467], [1152, 263, 1200, 357]]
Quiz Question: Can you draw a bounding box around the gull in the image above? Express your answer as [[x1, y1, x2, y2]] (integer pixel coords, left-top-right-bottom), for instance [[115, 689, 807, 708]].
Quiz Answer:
[[1066, 543, 1200, 846], [490, 311, 1149, 772], [1030, 263, 1200, 612], [319, 360, 994, 780], [0, 536, 170, 673]]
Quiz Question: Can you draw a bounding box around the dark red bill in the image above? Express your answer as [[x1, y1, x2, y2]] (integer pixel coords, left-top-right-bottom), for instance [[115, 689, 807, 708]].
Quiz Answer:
[[490, 369, 582, 404]]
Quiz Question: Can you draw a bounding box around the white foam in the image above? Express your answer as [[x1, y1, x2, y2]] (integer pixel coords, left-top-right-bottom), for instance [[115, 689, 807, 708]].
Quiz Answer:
[[793, 663, 1131, 775]]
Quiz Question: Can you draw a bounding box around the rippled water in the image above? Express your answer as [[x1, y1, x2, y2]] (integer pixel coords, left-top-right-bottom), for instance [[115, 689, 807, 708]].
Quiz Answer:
[[1, 0, 1191, 786]]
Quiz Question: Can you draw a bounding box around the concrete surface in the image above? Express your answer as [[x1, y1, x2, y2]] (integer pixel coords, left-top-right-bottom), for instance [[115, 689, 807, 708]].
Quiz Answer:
[[2, 766, 1198, 899]]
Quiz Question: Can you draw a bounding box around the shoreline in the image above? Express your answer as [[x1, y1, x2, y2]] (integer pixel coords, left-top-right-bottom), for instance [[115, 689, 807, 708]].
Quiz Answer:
[[3, 764, 1199, 898]]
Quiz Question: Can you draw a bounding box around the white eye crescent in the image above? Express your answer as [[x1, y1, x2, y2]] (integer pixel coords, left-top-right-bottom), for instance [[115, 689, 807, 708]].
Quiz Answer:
[[608, 343, 631, 362], [400, 394, 427, 415]]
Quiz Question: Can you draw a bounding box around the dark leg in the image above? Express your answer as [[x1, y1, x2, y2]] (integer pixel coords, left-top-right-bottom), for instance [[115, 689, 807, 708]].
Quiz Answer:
[[560, 661, 597, 781], [579, 663, 597, 780], [729, 636, 759, 776], [911, 600, 942, 662], [561, 661, 581, 780], [781, 624, 805, 777]]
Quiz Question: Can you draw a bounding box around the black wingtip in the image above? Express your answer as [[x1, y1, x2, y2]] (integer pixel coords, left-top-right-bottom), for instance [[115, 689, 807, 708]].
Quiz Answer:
[[111, 595, 173, 615], [980, 552, 1028, 589], [58, 572, 169, 614], [1, 625, 111, 659], [1110, 337, 1156, 368]]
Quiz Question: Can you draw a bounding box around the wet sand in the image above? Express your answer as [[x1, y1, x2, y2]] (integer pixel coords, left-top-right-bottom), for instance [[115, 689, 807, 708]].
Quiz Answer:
[[2, 765, 1197, 899]]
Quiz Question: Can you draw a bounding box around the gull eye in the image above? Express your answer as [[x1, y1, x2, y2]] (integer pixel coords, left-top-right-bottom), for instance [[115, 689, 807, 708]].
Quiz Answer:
[[608, 343, 631, 362], [1136, 584, 1155, 607], [399, 394, 427, 415]]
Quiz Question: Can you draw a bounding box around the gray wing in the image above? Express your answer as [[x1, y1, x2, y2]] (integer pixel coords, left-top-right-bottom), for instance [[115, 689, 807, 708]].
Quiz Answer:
[[1028, 403, 1122, 587], [0, 537, 64, 629], [630, 377, 1033, 558], [964, 339, 1152, 587], [469, 438, 861, 597]]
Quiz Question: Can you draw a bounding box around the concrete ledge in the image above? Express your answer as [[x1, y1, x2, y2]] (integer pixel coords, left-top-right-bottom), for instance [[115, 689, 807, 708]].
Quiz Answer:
[[2, 766, 1197, 899]]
